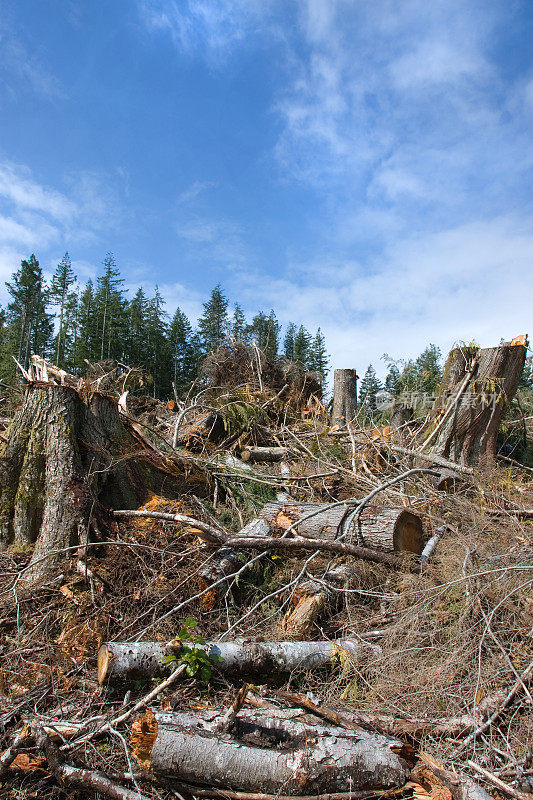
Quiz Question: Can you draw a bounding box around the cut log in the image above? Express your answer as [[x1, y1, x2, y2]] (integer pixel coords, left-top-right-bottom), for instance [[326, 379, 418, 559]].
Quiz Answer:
[[331, 369, 358, 425], [130, 707, 409, 794], [0, 383, 198, 580], [423, 342, 527, 466], [97, 639, 381, 684], [241, 446, 291, 463], [260, 501, 424, 554]]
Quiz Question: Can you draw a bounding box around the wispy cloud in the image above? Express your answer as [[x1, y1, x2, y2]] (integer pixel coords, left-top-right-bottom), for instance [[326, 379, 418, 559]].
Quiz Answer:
[[176, 215, 248, 266], [178, 180, 218, 203], [0, 29, 66, 99], [137, 0, 271, 57], [0, 161, 125, 303]]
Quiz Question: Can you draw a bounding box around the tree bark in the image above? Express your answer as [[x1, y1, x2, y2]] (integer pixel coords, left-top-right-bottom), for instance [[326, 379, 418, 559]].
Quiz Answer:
[[97, 639, 381, 684], [260, 501, 424, 554], [130, 708, 408, 794], [331, 369, 358, 425], [0, 383, 194, 579], [424, 343, 527, 466]]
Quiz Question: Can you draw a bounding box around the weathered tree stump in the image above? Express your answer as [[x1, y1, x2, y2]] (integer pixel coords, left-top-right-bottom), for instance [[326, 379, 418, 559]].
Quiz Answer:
[[0, 383, 191, 579], [260, 501, 424, 554], [331, 369, 358, 425], [130, 707, 409, 793], [423, 343, 527, 466]]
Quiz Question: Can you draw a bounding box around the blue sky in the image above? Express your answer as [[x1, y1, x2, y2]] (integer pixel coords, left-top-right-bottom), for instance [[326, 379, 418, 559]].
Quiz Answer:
[[0, 0, 532, 375]]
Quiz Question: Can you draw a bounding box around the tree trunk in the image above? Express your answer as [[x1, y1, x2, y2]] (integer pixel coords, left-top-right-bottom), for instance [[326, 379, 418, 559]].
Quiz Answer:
[[97, 639, 381, 684], [260, 501, 424, 554], [130, 708, 409, 794], [0, 383, 193, 580], [424, 343, 527, 466], [331, 369, 358, 425]]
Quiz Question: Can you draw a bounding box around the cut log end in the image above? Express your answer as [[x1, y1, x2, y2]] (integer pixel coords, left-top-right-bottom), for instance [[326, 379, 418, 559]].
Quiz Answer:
[[130, 710, 158, 770], [97, 644, 110, 685], [393, 510, 423, 553]]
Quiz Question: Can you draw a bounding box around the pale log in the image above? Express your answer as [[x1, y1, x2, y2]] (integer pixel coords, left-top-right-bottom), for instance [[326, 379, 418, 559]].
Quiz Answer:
[[130, 708, 409, 794], [97, 639, 381, 684]]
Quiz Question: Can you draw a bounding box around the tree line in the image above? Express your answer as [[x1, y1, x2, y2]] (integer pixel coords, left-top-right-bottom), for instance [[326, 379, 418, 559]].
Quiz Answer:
[[0, 252, 329, 398]]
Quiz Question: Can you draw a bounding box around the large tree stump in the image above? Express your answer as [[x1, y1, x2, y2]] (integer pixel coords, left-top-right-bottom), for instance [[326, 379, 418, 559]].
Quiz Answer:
[[260, 501, 424, 553], [130, 707, 409, 793], [423, 343, 527, 466], [331, 369, 358, 425], [0, 383, 191, 580]]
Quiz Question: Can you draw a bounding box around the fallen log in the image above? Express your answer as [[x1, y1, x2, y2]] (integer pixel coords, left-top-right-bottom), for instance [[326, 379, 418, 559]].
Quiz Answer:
[[97, 639, 381, 684], [260, 501, 424, 553], [130, 707, 409, 794], [241, 446, 292, 463]]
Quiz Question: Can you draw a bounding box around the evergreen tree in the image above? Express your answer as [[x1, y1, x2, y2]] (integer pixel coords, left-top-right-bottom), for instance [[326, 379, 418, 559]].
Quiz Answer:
[[4, 254, 53, 377], [0, 306, 8, 380], [75, 280, 98, 368], [198, 284, 229, 352], [384, 363, 400, 394], [359, 364, 383, 408], [169, 307, 197, 395], [308, 327, 329, 381], [283, 322, 297, 361], [247, 310, 280, 360], [415, 344, 442, 394], [293, 325, 311, 368], [520, 354, 533, 388], [145, 287, 170, 397], [126, 288, 148, 370], [95, 253, 127, 361], [231, 303, 247, 341], [49, 252, 77, 368]]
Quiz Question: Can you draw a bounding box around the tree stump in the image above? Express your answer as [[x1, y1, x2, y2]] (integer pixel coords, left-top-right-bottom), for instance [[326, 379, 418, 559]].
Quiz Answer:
[[424, 343, 527, 466], [0, 383, 190, 580], [331, 369, 358, 425]]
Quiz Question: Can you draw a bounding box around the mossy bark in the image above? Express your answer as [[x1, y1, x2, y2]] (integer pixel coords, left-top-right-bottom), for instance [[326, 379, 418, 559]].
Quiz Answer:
[[0, 384, 183, 580]]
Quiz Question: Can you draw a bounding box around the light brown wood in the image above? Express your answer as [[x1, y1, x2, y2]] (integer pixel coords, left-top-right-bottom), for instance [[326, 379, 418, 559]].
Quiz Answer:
[[260, 501, 424, 554]]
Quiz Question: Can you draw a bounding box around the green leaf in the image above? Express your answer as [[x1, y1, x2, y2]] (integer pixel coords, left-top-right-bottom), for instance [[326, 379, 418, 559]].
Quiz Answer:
[[160, 654, 177, 664]]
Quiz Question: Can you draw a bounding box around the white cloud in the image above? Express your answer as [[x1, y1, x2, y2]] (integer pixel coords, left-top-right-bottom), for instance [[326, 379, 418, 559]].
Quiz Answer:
[[225, 214, 533, 378], [0, 163, 75, 221]]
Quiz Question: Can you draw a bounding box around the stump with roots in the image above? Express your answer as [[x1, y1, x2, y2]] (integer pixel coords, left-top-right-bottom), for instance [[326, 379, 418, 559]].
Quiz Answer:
[[0, 383, 193, 580], [423, 343, 527, 466]]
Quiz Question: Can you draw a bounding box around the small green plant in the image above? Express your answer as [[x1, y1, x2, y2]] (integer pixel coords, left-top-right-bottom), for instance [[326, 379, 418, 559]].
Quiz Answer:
[[161, 617, 223, 682]]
